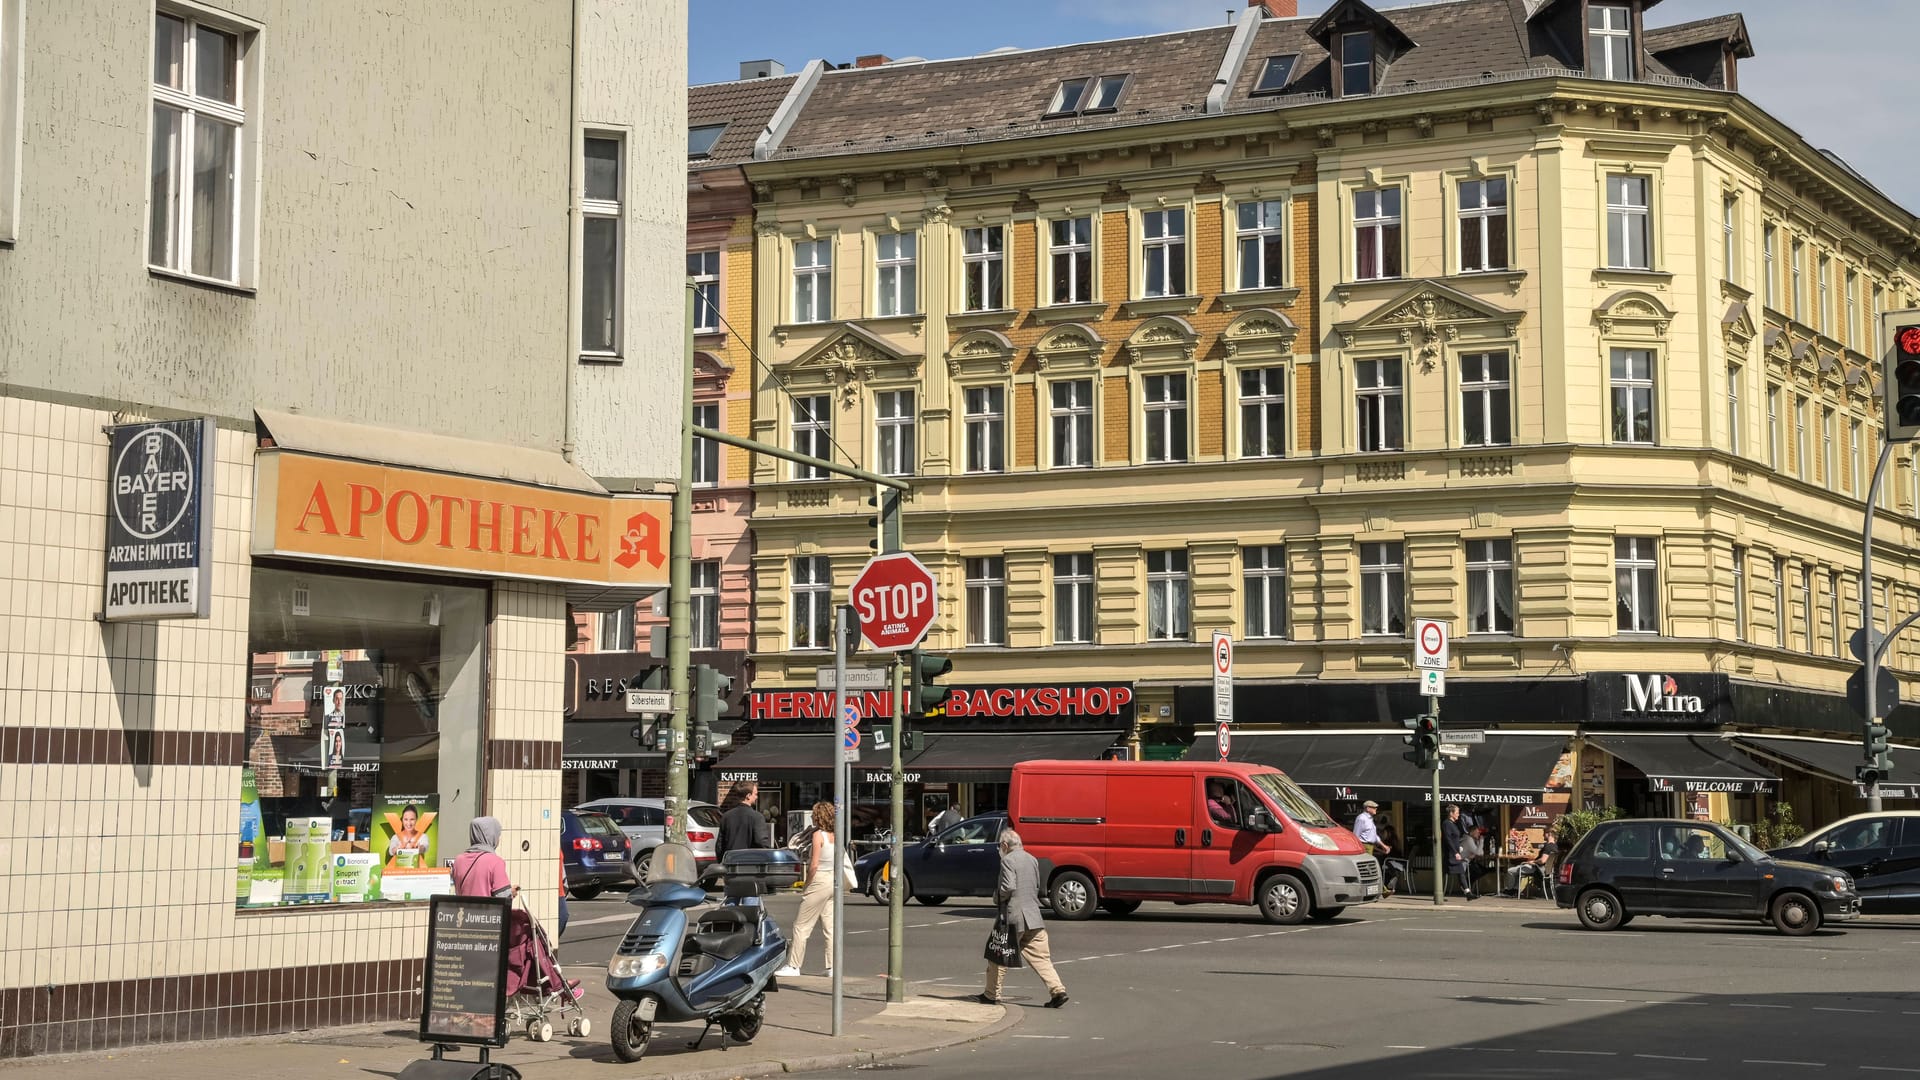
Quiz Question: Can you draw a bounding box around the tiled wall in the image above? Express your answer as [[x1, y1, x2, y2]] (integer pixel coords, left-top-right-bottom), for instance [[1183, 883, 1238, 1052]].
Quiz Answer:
[[486, 582, 567, 929]]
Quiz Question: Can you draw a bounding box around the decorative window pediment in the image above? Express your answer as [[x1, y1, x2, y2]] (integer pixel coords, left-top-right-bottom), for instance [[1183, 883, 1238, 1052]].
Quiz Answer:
[[1123, 316, 1199, 367], [1844, 365, 1872, 403], [947, 328, 1017, 378], [693, 351, 735, 396], [1593, 289, 1674, 340], [1721, 301, 1755, 357], [780, 323, 921, 406], [1032, 323, 1106, 371], [1335, 280, 1522, 362], [1222, 308, 1300, 362]]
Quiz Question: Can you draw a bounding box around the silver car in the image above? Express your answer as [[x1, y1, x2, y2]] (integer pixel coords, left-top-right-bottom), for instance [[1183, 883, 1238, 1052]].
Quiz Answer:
[[576, 797, 724, 878]]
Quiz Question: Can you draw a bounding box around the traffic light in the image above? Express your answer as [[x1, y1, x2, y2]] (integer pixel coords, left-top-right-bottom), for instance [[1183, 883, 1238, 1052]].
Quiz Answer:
[[865, 490, 902, 553], [1857, 761, 1886, 787], [1402, 713, 1440, 770], [693, 664, 734, 760], [1867, 722, 1893, 771], [1885, 321, 1920, 441], [907, 649, 952, 717]]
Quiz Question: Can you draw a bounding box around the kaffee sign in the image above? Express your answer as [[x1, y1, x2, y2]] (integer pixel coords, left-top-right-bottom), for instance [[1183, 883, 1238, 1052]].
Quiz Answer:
[[252, 450, 669, 588]]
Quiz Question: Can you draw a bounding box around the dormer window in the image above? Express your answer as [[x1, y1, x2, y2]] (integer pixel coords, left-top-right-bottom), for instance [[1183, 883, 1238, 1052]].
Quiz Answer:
[[1587, 4, 1633, 80], [688, 123, 726, 158], [1339, 33, 1374, 97], [1252, 54, 1298, 95], [1047, 74, 1129, 117]]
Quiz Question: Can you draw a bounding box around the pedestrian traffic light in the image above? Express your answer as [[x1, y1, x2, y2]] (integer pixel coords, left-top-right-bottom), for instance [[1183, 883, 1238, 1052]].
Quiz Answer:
[[693, 664, 733, 760], [908, 649, 952, 717], [1885, 321, 1920, 441]]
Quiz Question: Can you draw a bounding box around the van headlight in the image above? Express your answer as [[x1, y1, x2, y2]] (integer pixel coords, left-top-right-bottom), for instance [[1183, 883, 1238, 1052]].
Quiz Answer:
[[1296, 827, 1339, 852], [609, 954, 666, 978]]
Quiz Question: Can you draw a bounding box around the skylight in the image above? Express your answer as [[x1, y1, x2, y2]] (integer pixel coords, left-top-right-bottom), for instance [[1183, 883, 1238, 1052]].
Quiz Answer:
[[688, 123, 727, 158], [1046, 74, 1130, 117], [1253, 54, 1297, 95]]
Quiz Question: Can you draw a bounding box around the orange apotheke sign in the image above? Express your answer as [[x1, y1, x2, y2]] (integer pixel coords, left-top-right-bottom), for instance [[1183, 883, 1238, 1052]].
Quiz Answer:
[[252, 450, 669, 588]]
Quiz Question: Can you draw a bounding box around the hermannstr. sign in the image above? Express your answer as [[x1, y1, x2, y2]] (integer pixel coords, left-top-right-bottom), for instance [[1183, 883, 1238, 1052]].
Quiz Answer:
[[103, 417, 215, 620]]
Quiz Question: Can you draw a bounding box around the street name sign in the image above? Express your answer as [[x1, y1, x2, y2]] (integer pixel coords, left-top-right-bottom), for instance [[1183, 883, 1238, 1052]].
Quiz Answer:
[[624, 689, 672, 713]]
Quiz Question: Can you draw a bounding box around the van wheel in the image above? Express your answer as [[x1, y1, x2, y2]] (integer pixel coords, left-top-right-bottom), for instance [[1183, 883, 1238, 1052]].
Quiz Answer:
[[1258, 873, 1310, 925], [1307, 906, 1345, 922], [1575, 888, 1623, 931], [1771, 892, 1820, 936], [1100, 900, 1141, 916], [1049, 871, 1098, 920]]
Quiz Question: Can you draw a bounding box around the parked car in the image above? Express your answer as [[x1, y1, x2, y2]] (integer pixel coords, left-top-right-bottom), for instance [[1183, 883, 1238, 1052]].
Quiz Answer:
[[1768, 811, 1920, 914], [1556, 818, 1859, 936], [575, 797, 723, 878], [855, 812, 1010, 906], [562, 808, 635, 900], [1009, 760, 1380, 924]]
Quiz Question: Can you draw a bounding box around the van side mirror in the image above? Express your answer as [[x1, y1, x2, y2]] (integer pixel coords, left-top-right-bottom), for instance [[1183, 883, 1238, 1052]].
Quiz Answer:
[[1248, 808, 1278, 833]]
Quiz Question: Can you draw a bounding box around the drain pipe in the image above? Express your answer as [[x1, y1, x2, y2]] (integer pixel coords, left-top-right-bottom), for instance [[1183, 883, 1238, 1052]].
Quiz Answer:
[[561, 0, 584, 462]]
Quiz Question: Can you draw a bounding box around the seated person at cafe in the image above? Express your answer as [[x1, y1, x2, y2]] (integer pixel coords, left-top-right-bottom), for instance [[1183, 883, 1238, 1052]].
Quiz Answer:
[[1206, 781, 1239, 828], [1502, 840, 1557, 896]]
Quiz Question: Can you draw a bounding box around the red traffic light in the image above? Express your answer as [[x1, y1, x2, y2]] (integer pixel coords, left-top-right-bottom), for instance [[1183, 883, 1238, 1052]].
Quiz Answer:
[[1900, 326, 1920, 357]]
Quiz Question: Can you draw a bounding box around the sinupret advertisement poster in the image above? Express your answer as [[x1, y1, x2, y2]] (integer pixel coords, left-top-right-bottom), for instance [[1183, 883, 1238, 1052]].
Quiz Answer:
[[332, 852, 383, 903], [372, 795, 448, 900]]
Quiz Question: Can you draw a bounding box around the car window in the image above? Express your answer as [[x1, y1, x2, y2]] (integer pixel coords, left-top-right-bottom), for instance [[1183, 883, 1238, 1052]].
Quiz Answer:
[[943, 819, 997, 845], [596, 805, 634, 825], [640, 806, 666, 827], [1592, 824, 1649, 859], [1659, 825, 1728, 861], [689, 805, 723, 829], [1827, 817, 1893, 852], [577, 813, 622, 838]]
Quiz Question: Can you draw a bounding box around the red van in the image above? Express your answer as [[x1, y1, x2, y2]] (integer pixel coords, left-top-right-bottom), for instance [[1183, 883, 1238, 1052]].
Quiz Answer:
[[1009, 760, 1380, 923]]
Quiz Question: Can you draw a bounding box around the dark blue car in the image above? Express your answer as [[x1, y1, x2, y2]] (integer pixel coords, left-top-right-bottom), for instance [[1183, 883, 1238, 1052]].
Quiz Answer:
[[856, 812, 1007, 906], [563, 808, 635, 900]]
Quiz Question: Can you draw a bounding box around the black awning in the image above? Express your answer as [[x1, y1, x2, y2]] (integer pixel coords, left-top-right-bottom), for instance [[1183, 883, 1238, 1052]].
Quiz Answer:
[[562, 721, 664, 769], [1732, 735, 1920, 786], [906, 732, 1122, 783], [713, 733, 840, 781], [1188, 731, 1567, 804], [1586, 733, 1778, 793]]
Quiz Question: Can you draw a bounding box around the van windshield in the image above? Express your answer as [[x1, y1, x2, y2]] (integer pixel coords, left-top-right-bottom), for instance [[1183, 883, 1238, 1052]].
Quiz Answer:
[[1248, 772, 1333, 828]]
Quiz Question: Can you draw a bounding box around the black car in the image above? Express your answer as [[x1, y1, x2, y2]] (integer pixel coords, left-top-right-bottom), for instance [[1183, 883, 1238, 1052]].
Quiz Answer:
[[1769, 811, 1920, 914], [1554, 818, 1859, 936], [856, 812, 1008, 906]]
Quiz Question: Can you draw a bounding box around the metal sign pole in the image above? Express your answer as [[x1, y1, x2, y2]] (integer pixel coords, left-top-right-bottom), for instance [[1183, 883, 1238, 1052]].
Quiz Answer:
[[1430, 697, 1443, 906], [887, 652, 906, 1003], [831, 606, 848, 1036], [1863, 438, 1894, 813]]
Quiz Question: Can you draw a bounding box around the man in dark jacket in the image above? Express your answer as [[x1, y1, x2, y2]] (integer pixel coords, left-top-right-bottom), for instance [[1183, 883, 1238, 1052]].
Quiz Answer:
[[715, 780, 769, 858], [1441, 804, 1475, 900]]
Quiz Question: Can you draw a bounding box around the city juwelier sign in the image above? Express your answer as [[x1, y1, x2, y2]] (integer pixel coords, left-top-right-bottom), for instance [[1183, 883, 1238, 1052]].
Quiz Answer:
[[103, 418, 215, 621]]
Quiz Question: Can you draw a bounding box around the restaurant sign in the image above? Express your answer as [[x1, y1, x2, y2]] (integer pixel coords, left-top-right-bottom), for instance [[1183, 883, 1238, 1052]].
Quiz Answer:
[[1589, 671, 1728, 726]]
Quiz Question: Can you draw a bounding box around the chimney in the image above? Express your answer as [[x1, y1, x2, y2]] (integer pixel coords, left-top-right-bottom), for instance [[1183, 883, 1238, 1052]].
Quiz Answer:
[[739, 59, 785, 80], [1248, 0, 1297, 16], [856, 54, 892, 68]]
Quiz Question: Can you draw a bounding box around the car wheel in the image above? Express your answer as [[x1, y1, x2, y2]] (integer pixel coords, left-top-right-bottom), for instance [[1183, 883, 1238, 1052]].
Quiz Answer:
[[1099, 900, 1142, 916], [632, 849, 652, 883], [1307, 905, 1346, 922], [869, 870, 892, 906], [569, 886, 603, 901], [1575, 888, 1623, 931], [915, 894, 948, 906], [1258, 873, 1310, 925], [1771, 892, 1820, 936], [1049, 871, 1098, 921]]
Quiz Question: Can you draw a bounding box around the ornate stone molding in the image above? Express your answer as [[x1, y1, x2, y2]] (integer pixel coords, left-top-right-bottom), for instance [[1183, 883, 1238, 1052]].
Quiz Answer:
[[778, 323, 923, 407], [1221, 309, 1299, 361], [1593, 289, 1675, 340], [1335, 280, 1524, 370], [1123, 316, 1199, 366], [946, 329, 1017, 378], [1031, 323, 1104, 371]]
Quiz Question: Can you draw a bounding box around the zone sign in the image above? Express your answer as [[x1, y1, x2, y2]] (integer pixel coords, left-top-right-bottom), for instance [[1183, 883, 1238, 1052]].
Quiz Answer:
[[850, 552, 939, 652]]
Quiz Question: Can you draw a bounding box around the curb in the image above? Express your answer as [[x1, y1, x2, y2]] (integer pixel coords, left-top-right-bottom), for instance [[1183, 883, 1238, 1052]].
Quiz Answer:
[[646, 1003, 1025, 1080]]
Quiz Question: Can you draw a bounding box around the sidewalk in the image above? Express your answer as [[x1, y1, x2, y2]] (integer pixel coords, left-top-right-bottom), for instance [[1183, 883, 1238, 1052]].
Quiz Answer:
[[0, 974, 1018, 1080], [1377, 891, 1561, 916]]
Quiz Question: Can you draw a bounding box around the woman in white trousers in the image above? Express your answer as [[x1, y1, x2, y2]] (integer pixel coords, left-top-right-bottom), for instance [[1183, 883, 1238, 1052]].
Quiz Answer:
[[777, 801, 836, 977]]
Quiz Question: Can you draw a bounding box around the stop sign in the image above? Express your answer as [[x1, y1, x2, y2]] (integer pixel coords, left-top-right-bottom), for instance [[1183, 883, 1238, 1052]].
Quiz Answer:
[[850, 552, 938, 652]]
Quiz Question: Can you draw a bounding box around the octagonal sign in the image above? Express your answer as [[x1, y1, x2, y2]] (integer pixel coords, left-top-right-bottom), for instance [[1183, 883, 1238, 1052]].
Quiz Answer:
[[850, 552, 938, 652]]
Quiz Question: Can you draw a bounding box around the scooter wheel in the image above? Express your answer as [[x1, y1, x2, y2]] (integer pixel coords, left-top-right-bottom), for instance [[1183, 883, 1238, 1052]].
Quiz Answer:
[[570, 1016, 593, 1038], [611, 999, 653, 1063]]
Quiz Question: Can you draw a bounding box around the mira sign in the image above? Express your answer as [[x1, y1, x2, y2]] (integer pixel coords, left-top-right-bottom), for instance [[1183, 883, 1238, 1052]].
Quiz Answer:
[[1589, 671, 1726, 725], [104, 418, 215, 620], [1623, 674, 1706, 716]]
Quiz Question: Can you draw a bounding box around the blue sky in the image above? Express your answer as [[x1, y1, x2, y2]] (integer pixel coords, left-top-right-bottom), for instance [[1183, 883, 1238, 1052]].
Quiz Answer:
[[692, 0, 1920, 212]]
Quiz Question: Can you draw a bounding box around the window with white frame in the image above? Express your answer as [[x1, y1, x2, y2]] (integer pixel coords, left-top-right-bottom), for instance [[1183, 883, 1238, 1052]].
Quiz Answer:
[[1053, 553, 1095, 644], [1773, 556, 1788, 647], [1466, 539, 1515, 634], [1587, 3, 1632, 80], [691, 560, 720, 650], [1355, 358, 1404, 452], [1763, 225, 1777, 308], [692, 403, 720, 486], [1339, 32, 1373, 96], [1615, 537, 1660, 634], [1831, 571, 1843, 656], [1818, 254, 1831, 335], [793, 238, 832, 323], [1244, 545, 1287, 639], [1767, 383, 1781, 468], [1723, 195, 1737, 284], [0, 0, 19, 242], [580, 136, 623, 354], [1795, 395, 1809, 478], [1236, 200, 1286, 289], [1605, 174, 1651, 270], [149, 9, 252, 284], [1146, 550, 1191, 641], [875, 231, 918, 317], [1800, 564, 1814, 650], [962, 226, 1005, 311], [1141, 209, 1187, 297], [1790, 240, 1804, 321], [1050, 216, 1093, 304], [790, 393, 831, 480], [1726, 364, 1741, 456], [1822, 406, 1836, 484], [1609, 348, 1655, 444], [1050, 379, 1094, 468], [964, 385, 1006, 474], [689, 250, 720, 333], [1143, 373, 1189, 463], [1354, 187, 1402, 280], [1460, 351, 1511, 447], [598, 606, 635, 652], [791, 557, 831, 650], [1845, 270, 1858, 350], [1874, 283, 1886, 354], [1359, 541, 1406, 636], [1458, 178, 1509, 273], [875, 390, 916, 478], [966, 556, 1006, 646], [1239, 367, 1287, 458], [1733, 544, 1748, 642], [1852, 418, 1864, 496]]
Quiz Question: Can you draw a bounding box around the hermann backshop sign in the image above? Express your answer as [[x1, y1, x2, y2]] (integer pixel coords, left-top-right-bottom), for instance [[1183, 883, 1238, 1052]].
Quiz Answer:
[[103, 418, 215, 621]]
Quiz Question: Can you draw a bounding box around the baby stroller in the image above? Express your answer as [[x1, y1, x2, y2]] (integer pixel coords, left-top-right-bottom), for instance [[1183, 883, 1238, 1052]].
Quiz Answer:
[[504, 894, 591, 1042]]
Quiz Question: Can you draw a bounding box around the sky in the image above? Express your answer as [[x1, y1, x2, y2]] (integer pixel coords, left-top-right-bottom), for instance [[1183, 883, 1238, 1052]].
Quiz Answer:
[[691, 0, 1920, 212]]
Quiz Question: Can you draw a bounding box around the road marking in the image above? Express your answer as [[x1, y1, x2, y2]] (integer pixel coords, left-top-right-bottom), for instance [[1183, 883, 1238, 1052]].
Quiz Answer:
[[1568, 998, 1627, 1004], [1637, 1054, 1709, 1062], [1457, 1047, 1516, 1053], [1403, 928, 1484, 933], [1862, 1067, 1920, 1074], [1742, 1061, 1825, 1067], [1385, 1045, 1427, 1050], [1644, 1000, 1708, 1006], [1539, 1050, 1615, 1056], [1014, 1035, 1070, 1040], [938, 919, 971, 925], [1813, 1007, 1873, 1013], [908, 923, 932, 929], [1731, 1003, 1792, 1010]]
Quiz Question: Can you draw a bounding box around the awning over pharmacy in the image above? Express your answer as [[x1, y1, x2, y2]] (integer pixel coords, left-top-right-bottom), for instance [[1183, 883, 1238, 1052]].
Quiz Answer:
[[1585, 733, 1778, 793], [1188, 730, 1566, 804], [1732, 735, 1920, 787], [903, 731, 1123, 784], [255, 408, 606, 495]]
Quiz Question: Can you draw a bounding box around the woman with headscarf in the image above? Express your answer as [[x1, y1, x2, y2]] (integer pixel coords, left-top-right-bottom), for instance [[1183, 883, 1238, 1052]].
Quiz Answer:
[[452, 817, 581, 1001]]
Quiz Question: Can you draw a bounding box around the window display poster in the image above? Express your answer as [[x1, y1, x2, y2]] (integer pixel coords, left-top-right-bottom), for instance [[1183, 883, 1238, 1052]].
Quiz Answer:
[[332, 852, 383, 902], [238, 768, 264, 902], [324, 708, 346, 771], [373, 795, 447, 900], [326, 650, 344, 683], [283, 817, 336, 902]]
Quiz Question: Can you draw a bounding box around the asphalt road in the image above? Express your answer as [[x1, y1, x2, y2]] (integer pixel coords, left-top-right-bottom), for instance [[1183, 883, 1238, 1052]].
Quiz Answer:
[[560, 890, 1920, 1079]]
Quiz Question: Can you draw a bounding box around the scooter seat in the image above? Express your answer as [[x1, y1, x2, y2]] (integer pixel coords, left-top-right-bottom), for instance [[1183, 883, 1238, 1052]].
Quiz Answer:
[[689, 907, 755, 961]]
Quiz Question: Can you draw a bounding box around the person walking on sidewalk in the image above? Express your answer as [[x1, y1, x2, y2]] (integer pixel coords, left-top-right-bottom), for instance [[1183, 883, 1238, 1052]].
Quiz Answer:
[[1441, 804, 1475, 900], [976, 829, 1067, 1008], [776, 801, 838, 978], [716, 780, 770, 859], [1352, 800, 1382, 854]]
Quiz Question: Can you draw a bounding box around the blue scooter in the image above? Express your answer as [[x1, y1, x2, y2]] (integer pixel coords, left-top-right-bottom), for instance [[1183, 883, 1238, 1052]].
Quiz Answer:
[[605, 841, 800, 1063]]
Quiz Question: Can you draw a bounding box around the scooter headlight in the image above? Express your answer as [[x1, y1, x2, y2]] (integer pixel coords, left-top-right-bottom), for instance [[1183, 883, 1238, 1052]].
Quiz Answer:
[[608, 953, 667, 979]]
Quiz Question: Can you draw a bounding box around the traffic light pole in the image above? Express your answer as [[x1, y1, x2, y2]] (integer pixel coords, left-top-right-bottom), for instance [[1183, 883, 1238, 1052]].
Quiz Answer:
[[1862, 439, 1893, 812], [830, 605, 849, 1036], [1429, 698, 1443, 906], [887, 652, 906, 1003], [666, 284, 695, 844]]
